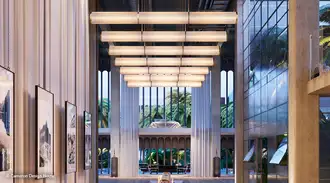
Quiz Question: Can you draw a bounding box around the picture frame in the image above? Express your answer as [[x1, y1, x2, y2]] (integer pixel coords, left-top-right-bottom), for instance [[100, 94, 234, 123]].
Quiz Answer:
[[65, 101, 77, 174], [0, 66, 14, 183], [83, 111, 92, 170], [36, 86, 54, 178]]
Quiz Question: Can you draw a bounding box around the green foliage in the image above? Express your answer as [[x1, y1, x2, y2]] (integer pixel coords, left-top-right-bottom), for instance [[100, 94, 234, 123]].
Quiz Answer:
[[99, 90, 235, 129], [143, 149, 190, 165], [98, 148, 110, 168], [139, 89, 192, 128], [320, 5, 330, 65], [221, 102, 234, 128], [98, 98, 110, 128]]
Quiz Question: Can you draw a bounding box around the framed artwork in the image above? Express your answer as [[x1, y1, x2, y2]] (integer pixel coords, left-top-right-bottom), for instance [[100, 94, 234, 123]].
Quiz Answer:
[[65, 102, 77, 173], [0, 66, 14, 183], [84, 111, 92, 170], [36, 86, 54, 177]]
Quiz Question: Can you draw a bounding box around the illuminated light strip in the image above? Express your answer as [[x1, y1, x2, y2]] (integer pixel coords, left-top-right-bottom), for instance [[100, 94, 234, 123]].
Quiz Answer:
[[123, 74, 205, 82], [90, 12, 237, 25], [115, 57, 214, 66], [120, 67, 209, 75], [101, 31, 227, 42], [126, 81, 203, 87], [109, 46, 219, 56]]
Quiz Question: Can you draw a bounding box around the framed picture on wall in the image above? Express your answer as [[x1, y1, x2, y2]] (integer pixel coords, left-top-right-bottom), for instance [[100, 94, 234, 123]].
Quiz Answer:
[[0, 66, 14, 183], [84, 111, 92, 170], [65, 102, 77, 173], [36, 86, 54, 178]]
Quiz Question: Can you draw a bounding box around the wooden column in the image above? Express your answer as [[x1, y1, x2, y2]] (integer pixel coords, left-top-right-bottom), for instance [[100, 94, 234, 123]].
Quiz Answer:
[[288, 0, 319, 182], [235, 0, 245, 182]]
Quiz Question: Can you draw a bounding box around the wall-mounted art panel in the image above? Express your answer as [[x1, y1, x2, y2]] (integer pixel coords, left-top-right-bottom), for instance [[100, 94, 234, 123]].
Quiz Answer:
[[65, 102, 77, 173], [0, 66, 14, 183], [36, 86, 54, 178], [84, 111, 92, 170]]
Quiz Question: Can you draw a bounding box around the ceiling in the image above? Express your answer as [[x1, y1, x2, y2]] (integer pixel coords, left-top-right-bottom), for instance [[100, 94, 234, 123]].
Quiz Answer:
[[97, 0, 235, 72]]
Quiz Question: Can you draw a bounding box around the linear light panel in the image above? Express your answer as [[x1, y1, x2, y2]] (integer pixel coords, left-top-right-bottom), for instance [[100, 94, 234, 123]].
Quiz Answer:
[[90, 12, 237, 24], [189, 12, 237, 24], [120, 67, 209, 75], [181, 58, 214, 66], [127, 81, 151, 87], [152, 81, 178, 87], [124, 74, 205, 82], [178, 81, 202, 87], [115, 58, 146, 66], [115, 57, 213, 66], [126, 81, 203, 87], [101, 31, 227, 42], [124, 75, 149, 81], [90, 12, 138, 24], [148, 67, 180, 74], [120, 67, 149, 74], [151, 75, 178, 81], [179, 74, 205, 81], [147, 58, 181, 66], [109, 46, 219, 56], [179, 67, 209, 74]]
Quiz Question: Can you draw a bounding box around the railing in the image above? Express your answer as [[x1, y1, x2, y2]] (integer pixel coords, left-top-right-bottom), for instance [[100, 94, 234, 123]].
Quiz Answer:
[[310, 4, 330, 80]]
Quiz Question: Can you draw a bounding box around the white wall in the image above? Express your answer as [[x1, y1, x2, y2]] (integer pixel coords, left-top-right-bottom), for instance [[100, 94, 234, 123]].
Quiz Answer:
[[0, 0, 97, 182]]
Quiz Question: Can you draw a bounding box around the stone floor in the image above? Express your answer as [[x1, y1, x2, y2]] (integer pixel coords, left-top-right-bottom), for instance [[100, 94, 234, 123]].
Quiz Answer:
[[99, 179, 234, 183]]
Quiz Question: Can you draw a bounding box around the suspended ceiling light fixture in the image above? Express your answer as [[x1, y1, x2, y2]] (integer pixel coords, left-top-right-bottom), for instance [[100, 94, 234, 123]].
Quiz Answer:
[[123, 74, 205, 82], [120, 67, 209, 75], [109, 46, 220, 56], [101, 31, 227, 42], [90, 12, 238, 25], [126, 81, 203, 87], [115, 57, 214, 66]]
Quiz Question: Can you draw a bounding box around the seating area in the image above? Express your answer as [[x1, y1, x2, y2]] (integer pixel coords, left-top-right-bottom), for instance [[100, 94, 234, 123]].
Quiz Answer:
[[138, 163, 191, 174]]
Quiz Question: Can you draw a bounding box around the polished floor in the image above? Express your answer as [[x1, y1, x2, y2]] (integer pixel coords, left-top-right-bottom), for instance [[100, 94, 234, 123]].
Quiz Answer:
[[99, 180, 234, 183]]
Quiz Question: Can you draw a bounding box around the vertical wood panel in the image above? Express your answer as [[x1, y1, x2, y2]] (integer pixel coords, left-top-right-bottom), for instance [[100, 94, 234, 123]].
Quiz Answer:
[[24, 1, 39, 183], [288, 0, 319, 182], [235, 0, 245, 182], [0, 0, 4, 66], [88, 0, 98, 181]]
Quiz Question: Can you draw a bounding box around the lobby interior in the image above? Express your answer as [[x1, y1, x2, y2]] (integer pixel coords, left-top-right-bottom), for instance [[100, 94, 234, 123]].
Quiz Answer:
[[0, 0, 330, 183]]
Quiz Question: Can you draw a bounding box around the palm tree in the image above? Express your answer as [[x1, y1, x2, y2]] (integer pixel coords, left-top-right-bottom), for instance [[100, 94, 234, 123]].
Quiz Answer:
[[319, 4, 330, 65], [139, 89, 192, 128], [98, 99, 110, 128]]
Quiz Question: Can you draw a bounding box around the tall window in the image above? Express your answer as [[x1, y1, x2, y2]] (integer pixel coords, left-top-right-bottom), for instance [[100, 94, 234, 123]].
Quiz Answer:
[[98, 70, 111, 128], [139, 87, 192, 128], [221, 70, 234, 128]]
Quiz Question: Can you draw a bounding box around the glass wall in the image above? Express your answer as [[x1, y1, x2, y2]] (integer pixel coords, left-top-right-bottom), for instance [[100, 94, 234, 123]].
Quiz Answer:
[[139, 87, 192, 128], [243, 0, 288, 182], [98, 71, 111, 128], [319, 97, 330, 182], [319, 1, 330, 76]]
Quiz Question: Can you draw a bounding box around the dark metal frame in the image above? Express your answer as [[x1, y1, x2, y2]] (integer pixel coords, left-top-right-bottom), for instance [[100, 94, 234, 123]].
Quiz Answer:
[[35, 85, 54, 178], [65, 101, 77, 174]]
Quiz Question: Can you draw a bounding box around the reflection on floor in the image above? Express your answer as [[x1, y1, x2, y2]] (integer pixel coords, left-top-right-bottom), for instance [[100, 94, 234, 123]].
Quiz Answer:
[[99, 180, 234, 183]]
